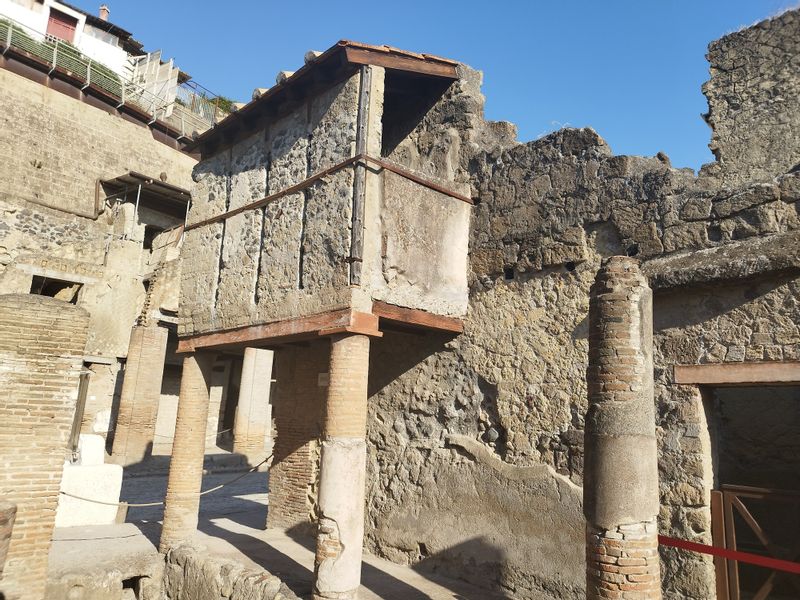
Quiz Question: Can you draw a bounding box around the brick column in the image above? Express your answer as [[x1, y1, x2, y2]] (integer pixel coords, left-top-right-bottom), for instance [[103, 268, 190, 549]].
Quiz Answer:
[[233, 348, 274, 461], [313, 334, 370, 600], [0, 295, 89, 600], [111, 325, 169, 465], [159, 351, 215, 553], [585, 257, 661, 599]]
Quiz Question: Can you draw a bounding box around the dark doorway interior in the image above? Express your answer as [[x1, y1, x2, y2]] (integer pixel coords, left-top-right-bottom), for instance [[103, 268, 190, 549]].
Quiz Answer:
[[709, 385, 800, 600]]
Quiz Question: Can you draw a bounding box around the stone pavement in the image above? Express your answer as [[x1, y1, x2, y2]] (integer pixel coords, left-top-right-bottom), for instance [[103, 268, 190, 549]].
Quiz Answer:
[[49, 470, 510, 599]]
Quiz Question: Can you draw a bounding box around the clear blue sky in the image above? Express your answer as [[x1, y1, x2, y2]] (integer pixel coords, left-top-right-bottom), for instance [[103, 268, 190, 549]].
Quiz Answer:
[[82, 1, 797, 171]]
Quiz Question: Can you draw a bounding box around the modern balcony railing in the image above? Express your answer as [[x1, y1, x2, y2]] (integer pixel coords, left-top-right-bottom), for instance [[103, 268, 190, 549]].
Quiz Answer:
[[0, 14, 226, 136]]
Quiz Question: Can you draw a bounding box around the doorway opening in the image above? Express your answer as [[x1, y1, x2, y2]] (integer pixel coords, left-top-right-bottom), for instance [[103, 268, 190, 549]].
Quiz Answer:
[[707, 385, 800, 599]]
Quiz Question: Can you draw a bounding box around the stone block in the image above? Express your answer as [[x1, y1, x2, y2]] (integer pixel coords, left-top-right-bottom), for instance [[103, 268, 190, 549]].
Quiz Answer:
[[55, 462, 123, 528]]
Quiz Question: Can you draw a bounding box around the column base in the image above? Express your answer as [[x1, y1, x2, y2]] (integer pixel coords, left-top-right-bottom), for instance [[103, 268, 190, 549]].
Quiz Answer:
[[586, 520, 661, 600]]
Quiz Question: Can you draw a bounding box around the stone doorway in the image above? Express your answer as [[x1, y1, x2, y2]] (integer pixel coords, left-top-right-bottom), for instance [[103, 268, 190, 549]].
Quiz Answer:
[[707, 385, 800, 600]]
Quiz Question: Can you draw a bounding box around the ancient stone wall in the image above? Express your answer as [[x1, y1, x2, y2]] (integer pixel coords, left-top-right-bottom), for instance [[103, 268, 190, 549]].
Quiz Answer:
[[163, 544, 299, 600], [651, 272, 800, 598], [0, 68, 194, 219], [0, 294, 89, 600], [363, 11, 800, 599], [0, 65, 195, 444], [703, 9, 800, 185], [370, 171, 471, 316], [179, 75, 361, 337]]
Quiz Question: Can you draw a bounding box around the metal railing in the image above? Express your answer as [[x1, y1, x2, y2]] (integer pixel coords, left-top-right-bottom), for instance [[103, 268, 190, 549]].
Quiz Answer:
[[0, 14, 226, 134]]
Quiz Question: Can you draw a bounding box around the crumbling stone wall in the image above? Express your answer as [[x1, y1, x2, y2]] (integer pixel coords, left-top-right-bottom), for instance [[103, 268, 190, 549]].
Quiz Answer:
[[363, 10, 800, 600], [703, 8, 800, 185], [163, 544, 299, 600], [0, 294, 89, 600], [651, 272, 800, 598]]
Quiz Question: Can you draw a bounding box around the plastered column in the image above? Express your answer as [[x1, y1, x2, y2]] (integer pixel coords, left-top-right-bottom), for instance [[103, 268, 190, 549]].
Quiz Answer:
[[159, 351, 215, 553], [585, 257, 661, 599], [313, 334, 370, 600], [111, 325, 169, 465], [233, 348, 274, 460]]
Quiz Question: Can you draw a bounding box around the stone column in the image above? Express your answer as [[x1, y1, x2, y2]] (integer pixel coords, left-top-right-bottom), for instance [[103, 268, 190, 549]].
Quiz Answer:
[[233, 348, 274, 461], [585, 256, 661, 599], [159, 351, 215, 553], [313, 334, 370, 600], [111, 325, 169, 465]]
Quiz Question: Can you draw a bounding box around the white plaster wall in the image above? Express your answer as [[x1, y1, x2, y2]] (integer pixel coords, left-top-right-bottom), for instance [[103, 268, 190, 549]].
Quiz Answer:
[[0, 0, 48, 35], [0, 0, 129, 76], [77, 30, 128, 74]]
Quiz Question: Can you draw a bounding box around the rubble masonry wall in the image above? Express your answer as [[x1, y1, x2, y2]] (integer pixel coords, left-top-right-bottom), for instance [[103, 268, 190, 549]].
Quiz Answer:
[[363, 11, 800, 600], [703, 8, 800, 185]]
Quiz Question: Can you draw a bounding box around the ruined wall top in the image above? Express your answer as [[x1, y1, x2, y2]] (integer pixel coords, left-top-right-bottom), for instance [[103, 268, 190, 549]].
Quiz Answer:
[[703, 8, 800, 185]]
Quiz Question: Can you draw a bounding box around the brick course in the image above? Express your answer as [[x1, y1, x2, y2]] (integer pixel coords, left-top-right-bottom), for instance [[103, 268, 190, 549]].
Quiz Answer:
[[267, 343, 327, 530], [0, 294, 89, 600]]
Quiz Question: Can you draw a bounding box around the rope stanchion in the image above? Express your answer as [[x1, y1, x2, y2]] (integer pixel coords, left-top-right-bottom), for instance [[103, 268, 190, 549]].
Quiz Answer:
[[659, 535, 800, 575], [59, 454, 272, 508]]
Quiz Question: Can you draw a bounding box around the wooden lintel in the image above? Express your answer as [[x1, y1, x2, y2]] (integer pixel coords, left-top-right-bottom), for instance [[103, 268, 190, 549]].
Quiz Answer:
[[177, 308, 384, 353], [319, 311, 383, 338], [372, 301, 464, 334], [673, 362, 800, 386], [344, 47, 458, 79], [177, 309, 353, 353]]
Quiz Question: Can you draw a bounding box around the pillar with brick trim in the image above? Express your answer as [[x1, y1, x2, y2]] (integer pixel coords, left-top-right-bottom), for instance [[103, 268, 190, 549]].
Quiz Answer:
[[585, 256, 661, 599], [313, 334, 370, 600], [159, 351, 216, 552], [111, 325, 169, 465], [233, 347, 274, 461]]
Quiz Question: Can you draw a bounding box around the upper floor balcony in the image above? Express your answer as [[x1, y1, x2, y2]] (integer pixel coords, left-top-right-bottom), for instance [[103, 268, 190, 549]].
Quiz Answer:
[[177, 41, 471, 350]]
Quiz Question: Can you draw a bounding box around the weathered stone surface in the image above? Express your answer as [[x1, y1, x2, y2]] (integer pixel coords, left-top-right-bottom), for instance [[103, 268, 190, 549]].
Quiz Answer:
[[703, 8, 800, 185], [173, 15, 800, 600], [163, 544, 299, 600], [644, 229, 800, 289], [304, 76, 358, 297], [216, 132, 269, 329], [370, 171, 470, 316]]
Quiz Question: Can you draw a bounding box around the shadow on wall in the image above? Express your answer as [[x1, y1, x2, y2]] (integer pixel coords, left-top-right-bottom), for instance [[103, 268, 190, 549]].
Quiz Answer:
[[368, 329, 457, 397], [653, 271, 794, 332], [282, 524, 510, 600], [412, 537, 513, 600]]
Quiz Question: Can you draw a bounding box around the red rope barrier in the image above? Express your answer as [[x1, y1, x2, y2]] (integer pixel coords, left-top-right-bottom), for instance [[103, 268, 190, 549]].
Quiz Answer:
[[659, 535, 800, 575]]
